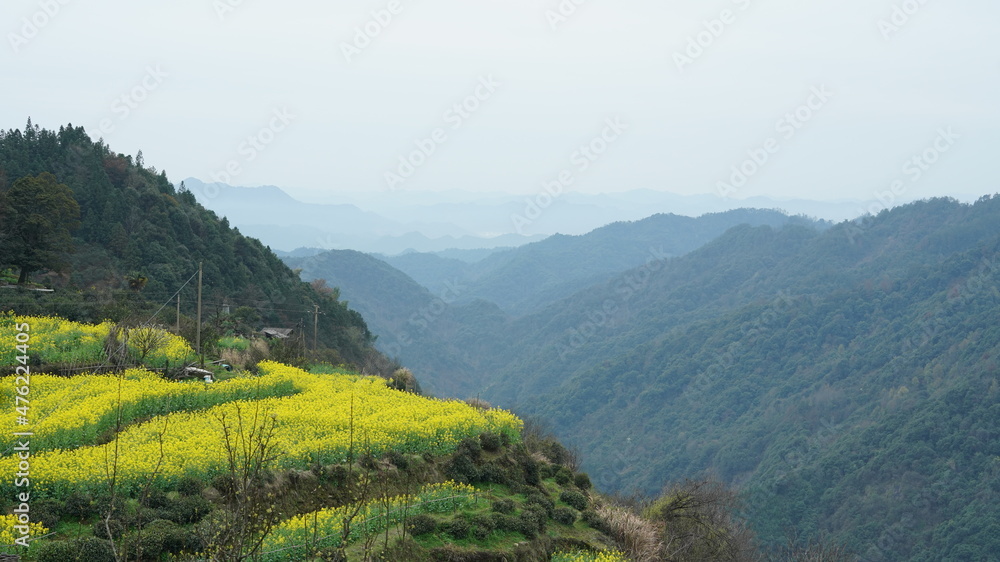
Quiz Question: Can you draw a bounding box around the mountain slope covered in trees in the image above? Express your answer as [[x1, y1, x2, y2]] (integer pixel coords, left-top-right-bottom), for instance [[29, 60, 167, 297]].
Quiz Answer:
[[0, 122, 375, 366], [287, 210, 828, 396], [288, 195, 1000, 559], [499, 197, 1000, 558]]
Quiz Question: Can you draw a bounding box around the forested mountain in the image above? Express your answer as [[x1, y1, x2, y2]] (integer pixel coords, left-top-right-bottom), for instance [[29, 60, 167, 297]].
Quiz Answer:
[[286, 210, 823, 396], [491, 197, 1000, 558], [381, 210, 826, 317], [287, 196, 1000, 558], [0, 122, 376, 366]]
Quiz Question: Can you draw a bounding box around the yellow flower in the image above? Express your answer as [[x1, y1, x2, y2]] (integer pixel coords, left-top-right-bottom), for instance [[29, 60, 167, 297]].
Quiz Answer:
[[0, 319, 523, 499]]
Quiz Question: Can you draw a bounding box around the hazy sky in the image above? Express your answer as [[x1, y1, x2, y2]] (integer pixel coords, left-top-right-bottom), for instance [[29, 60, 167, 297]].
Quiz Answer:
[[3, 0, 997, 206]]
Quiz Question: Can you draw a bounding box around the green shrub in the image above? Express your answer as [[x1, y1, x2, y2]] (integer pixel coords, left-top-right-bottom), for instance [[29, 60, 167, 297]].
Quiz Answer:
[[581, 510, 606, 532], [457, 436, 482, 459], [545, 441, 573, 466], [445, 454, 479, 484], [93, 518, 126, 540], [539, 464, 557, 479], [62, 491, 95, 519], [522, 457, 540, 485], [32, 499, 62, 530], [491, 513, 518, 532], [478, 462, 508, 485], [141, 487, 170, 509], [525, 492, 555, 517], [560, 490, 588, 511], [176, 475, 204, 496], [445, 518, 470, 539], [211, 473, 236, 496], [574, 472, 592, 490], [165, 494, 213, 524], [555, 466, 574, 486], [515, 511, 541, 538], [491, 498, 515, 514], [37, 537, 115, 562], [471, 513, 496, 532], [129, 506, 165, 528], [35, 540, 78, 562], [472, 523, 492, 541], [553, 507, 578, 525], [407, 514, 438, 536], [125, 519, 190, 558], [524, 504, 549, 530], [479, 432, 503, 452]]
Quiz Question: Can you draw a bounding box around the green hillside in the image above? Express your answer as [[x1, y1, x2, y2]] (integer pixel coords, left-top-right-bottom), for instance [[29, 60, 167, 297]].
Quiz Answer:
[[0, 121, 374, 367], [503, 197, 1000, 558]]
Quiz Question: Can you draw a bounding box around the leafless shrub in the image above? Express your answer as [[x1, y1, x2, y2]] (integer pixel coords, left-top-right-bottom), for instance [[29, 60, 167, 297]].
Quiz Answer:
[[464, 397, 493, 410], [596, 502, 664, 562], [199, 403, 281, 561], [646, 479, 758, 562]]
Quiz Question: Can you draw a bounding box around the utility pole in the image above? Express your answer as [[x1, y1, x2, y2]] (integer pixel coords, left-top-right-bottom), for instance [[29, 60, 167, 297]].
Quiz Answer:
[[176, 294, 181, 333], [313, 304, 320, 358], [196, 261, 203, 366]]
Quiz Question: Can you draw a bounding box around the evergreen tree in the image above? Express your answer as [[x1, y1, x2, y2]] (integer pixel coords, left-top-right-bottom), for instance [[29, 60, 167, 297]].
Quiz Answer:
[[0, 172, 81, 284]]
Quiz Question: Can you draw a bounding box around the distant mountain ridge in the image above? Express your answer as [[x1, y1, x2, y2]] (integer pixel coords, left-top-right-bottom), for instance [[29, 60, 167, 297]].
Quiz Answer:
[[181, 176, 923, 255], [182, 178, 547, 254], [382, 209, 829, 316], [284, 208, 828, 396]]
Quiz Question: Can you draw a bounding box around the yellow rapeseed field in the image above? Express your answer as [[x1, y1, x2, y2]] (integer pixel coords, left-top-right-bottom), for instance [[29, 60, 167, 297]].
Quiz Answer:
[[0, 313, 196, 368], [0, 369, 298, 452], [0, 353, 521, 498]]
